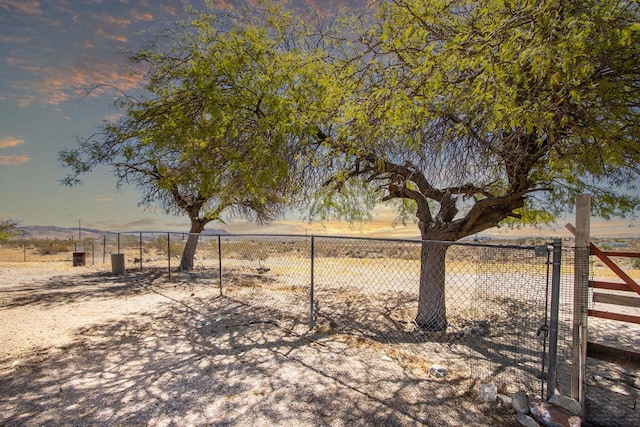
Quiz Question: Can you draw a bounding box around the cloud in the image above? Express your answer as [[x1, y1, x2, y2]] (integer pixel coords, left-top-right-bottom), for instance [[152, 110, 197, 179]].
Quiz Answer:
[[91, 14, 132, 27], [0, 0, 43, 15], [107, 218, 167, 231], [103, 113, 123, 122], [223, 208, 418, 238], [0, 155, 32, 165], [205, 0, 236, 11], [131, 10, 154, 22], [92, 195, 114, 202], [95, 28, 128, 43], [0, 35, 33, 45], [0, 136, 25, 149], [10, 61, 146, 106], [159, 4, 181, 16]]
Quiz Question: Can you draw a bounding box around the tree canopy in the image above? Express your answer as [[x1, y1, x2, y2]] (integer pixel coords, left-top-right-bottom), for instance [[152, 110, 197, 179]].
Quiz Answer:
[[59, 3, 328, 270], [309, 0, 640, 239], [298, 0, 640, 329]]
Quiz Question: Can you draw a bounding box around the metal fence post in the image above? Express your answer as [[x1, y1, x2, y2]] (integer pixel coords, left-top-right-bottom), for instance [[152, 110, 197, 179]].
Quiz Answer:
[[139, 232, 143, 271], [546, 238, 562, 400], [218, 235, 223, 297], [167, 232, 171, 279], [117, 233, 120, 254], [103, 236, 106, 264], [310, 235, 315, 329]]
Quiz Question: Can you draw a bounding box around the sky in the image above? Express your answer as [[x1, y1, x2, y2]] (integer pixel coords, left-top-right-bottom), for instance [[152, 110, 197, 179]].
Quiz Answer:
[[0, 0, 637, 239]]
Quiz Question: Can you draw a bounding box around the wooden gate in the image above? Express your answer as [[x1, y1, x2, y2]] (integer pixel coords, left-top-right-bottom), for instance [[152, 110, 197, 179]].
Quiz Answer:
[[568, 222, 640, 427], [568, 223, 640, 364], [584, 237, 640, 366]]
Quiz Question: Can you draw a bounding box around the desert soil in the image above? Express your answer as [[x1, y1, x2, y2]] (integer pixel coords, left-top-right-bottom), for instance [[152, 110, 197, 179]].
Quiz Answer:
[[0, 262, 518, 426]]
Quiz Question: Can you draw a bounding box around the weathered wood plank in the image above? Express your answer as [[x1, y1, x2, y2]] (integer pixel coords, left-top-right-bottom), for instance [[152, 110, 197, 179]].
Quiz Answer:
[[592, 292, 640, 308], [590, 280, 634, 292], [588, 309, 640, 325], [598, 251, 640, 258]]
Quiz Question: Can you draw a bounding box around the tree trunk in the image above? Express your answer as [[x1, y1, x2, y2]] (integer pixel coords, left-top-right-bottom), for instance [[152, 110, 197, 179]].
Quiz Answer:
[[178, 219, 206, 271], [415, 241, 449, 331]]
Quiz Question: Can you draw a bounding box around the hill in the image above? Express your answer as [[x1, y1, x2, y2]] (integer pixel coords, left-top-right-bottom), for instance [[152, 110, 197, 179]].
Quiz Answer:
[[14, 226, 228, 240], [14, 226, 111, 241]]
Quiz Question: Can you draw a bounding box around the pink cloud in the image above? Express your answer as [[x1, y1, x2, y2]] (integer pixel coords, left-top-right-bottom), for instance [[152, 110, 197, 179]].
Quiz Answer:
[[0, 155, 32, 165], [95, 28, 128, 43], [131, 10, 154, 22], [206, 0, 236, 11], [0, 137, 25, 149], [0, 35, 33, 45], [159, 4, 181, 16], [12, 60, 146, 106], [103, 113, 123, 122], [0, 0, 42, 15], [92, 14, 132, 26]]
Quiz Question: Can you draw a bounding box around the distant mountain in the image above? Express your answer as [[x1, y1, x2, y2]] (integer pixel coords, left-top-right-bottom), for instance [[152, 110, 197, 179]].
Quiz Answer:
[[15, 226, 112, 240], [201, 229, 228, 236], [14, 226, 228, 240]]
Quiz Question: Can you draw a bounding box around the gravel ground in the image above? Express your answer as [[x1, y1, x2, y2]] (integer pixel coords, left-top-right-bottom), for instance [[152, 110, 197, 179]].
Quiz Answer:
[[0, 262, 518, 426]]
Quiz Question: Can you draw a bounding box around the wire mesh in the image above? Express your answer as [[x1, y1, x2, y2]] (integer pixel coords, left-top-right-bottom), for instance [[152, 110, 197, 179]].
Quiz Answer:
[[190, 235, 553, 398], [219, 235, 312, 329]]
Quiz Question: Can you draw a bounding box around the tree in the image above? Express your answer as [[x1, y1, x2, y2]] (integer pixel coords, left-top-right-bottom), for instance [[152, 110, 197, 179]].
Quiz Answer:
[[60, 4, 326, 271], [0, 218, 19, 243], [309, 0, 640, 330]]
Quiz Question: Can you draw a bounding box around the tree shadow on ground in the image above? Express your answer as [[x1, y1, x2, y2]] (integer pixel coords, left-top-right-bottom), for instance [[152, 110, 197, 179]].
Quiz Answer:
[[0, 269, 167, 310], [1, 274, 517, 426]]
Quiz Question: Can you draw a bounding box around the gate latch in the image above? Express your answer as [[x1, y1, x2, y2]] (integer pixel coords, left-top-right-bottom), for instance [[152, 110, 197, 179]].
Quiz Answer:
[[534, 245, 548, 257], [536, 324, 549, 339]]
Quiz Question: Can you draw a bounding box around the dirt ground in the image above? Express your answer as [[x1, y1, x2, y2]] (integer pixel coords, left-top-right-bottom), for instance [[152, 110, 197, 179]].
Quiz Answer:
[[0, 262, 519, 426]]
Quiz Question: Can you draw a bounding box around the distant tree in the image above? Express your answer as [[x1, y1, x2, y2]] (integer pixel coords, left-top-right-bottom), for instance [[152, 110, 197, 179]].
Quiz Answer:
[[60, 3, 325, 271], [0, 218, 19, 243], [308, 0, 640, 329]]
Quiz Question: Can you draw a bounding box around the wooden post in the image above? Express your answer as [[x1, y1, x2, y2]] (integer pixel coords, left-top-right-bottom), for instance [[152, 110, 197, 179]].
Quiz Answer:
[[571, 195, 591, 407]]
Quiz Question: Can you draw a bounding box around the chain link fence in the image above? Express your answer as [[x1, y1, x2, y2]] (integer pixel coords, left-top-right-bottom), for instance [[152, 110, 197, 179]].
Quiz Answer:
[[213, 235, 558, 395], [5, 232, 605, 422]]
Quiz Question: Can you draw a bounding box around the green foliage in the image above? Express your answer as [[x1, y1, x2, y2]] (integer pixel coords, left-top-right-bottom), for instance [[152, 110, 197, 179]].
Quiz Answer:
[[309, 0, 640, 238], [59, 1, 326, 226], [0, 219, 19, 243], [58, 0, 639, 245]]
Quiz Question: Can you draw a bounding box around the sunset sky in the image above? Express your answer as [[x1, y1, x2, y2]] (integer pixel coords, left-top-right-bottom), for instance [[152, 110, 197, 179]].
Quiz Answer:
[[0, 0, 637, 238]]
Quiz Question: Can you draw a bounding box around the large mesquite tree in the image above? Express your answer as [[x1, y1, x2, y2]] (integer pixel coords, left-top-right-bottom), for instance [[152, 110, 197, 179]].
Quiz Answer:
[[309, 0, 640, 330], [60, 4, 326, 271]]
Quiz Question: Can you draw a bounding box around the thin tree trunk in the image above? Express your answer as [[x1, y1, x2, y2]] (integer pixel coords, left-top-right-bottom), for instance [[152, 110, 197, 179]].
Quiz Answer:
[[178, 219, 206, 271], [415, 242, 449, 331]]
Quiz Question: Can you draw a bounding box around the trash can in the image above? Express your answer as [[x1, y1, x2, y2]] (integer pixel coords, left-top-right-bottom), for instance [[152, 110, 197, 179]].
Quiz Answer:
[[111, 253, 125, 275], [72, 252, 86, 267]]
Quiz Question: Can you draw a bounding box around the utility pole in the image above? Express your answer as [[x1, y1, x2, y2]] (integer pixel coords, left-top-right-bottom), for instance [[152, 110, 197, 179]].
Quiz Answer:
[[78, 219, 82, 241]]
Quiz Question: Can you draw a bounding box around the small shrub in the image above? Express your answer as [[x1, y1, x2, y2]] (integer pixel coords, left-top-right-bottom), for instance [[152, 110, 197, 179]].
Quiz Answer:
[[32, 238, 74, 255]]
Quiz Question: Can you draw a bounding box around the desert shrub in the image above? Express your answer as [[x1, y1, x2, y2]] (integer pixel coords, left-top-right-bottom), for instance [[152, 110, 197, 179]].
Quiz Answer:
[[31, 238, 74, 255], [148, 235, 185, 257], [222, 241, 269, 260]]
